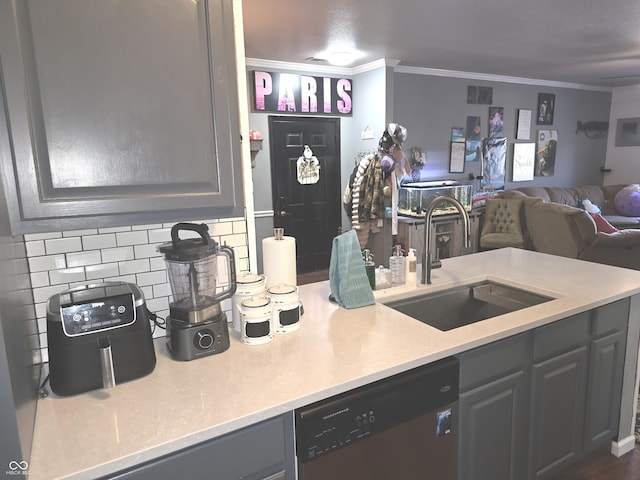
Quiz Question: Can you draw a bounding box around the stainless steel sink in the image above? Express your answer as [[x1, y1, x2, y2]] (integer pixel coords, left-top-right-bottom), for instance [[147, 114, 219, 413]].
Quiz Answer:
[[383, 281, 553, 331]]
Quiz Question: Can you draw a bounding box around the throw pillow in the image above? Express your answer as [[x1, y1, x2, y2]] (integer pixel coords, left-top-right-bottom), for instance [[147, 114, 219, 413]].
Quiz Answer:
[[592, 213, 618, 234]]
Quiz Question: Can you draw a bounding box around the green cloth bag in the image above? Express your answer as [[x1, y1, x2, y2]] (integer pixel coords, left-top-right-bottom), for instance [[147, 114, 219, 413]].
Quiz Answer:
[[329, 230, 375, 309]]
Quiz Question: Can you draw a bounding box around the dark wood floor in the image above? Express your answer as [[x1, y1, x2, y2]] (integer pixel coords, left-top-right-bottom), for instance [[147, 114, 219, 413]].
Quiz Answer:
[[551, 442, 640, 479]]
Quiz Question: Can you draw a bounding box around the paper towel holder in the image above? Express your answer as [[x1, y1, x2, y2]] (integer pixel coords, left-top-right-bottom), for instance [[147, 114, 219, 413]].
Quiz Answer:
[[274, 228, 284, 240]]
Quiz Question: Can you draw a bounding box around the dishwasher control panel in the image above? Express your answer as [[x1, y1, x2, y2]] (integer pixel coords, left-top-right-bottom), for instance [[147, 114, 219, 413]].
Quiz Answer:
[[295, 357, 459, 463]]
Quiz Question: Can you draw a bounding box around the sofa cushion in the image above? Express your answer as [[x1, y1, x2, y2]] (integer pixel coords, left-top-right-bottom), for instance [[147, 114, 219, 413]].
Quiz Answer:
[[573, 185, 606, 209], [527, 202, 596, 258], [605, 215, 640, 228], [507, 187, 551, 202], [546, 187, 580, 206]]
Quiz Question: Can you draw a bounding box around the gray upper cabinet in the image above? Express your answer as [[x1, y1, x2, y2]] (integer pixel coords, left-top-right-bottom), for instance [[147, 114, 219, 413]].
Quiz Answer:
[[0, 0, 244, 234]]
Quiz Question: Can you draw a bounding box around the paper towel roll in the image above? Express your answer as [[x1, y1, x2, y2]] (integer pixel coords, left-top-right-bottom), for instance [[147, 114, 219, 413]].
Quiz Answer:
[[262, 235, 297, 288]]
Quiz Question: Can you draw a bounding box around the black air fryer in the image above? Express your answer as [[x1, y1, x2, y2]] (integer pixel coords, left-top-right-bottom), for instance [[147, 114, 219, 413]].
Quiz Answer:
[[46, 282, 156, 396]]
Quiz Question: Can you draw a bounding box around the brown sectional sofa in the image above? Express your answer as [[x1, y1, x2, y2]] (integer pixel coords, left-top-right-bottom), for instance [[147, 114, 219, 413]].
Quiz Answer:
[[502, 184, 640, 270]]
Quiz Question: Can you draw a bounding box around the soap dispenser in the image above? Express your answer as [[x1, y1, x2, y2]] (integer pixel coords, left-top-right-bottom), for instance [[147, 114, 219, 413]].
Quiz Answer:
[[406, 248, 417, 284], [389, 245, 406, 286], [362, 249, 375, 289]]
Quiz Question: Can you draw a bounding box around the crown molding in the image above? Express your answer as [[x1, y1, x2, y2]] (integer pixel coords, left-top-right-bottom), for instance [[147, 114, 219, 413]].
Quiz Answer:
[[245, 58, 352, 75], [394, 65, 613, 92], [245, 57, 613, 92]]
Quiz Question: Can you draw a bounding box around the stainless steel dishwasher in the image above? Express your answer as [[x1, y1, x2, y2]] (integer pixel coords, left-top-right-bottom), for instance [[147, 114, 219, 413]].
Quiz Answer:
[[295, 356, 459, 480]]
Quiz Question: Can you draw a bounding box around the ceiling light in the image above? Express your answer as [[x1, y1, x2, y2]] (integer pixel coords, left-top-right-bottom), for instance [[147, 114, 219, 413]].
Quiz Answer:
[[327, 51, 355, 66]]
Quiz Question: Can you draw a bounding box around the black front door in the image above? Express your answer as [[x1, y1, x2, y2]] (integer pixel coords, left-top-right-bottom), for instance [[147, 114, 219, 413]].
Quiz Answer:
[[269, 116, 341, 274]]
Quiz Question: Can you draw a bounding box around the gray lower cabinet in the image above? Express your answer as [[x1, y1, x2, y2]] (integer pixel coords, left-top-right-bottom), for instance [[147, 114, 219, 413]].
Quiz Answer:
[[0, 0, 244, 234], [107, 414, 295, 480], [458, 299, 629, 480], [458, 333, 531, 480]]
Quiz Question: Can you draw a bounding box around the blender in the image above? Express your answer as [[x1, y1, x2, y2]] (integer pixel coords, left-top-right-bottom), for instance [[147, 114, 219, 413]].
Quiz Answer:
[[158, 223, 237, 361]]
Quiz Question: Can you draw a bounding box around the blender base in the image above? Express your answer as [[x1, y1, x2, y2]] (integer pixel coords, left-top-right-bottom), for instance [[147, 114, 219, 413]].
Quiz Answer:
[[166, 313, 230, 361]]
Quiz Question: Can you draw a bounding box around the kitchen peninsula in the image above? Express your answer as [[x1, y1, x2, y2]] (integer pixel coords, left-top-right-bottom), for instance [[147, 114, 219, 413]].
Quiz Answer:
[[28, 249, 640, 479]]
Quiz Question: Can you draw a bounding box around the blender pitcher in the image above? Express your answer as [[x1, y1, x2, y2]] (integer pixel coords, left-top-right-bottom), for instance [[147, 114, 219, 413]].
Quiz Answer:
[[158, 223, 237, 323]]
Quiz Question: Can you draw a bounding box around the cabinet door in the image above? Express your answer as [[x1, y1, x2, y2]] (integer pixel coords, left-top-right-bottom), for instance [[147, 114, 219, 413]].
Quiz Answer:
[[529, 346, 588, 480], [0, 0, 243, 234], [108, 414, 295, 480], [458, 370, 529, 480], [584, 329, 627, 452]]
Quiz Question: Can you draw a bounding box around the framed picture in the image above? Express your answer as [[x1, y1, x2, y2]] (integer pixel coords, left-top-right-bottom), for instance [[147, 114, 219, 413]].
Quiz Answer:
[[536, 93, 555, 125], [489, 106, 504, 137], [467, 86, 493, 104], [481, 137, 507, 190], [465, 116, 482, 162], [512, 143, 535, 182], [451, 127, 465, 143], [535, 130, 558, 176], [615, 117, 640, 146], [449, 141, 465, 173], [516, 109, 532, 140]]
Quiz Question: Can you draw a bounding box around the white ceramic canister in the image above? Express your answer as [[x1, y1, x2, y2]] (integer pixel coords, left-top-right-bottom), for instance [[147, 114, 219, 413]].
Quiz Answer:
[[237, 296, 273, 345], [267, 284, 301, 334], [231, 273, 267, 333]]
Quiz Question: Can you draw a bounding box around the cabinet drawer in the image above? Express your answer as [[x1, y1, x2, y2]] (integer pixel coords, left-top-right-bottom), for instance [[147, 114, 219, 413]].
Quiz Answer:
[[109, 415, 291, 480], [592, 298, 629, 337], [533, 312, 590, 361], [459, 332, 530, 390]]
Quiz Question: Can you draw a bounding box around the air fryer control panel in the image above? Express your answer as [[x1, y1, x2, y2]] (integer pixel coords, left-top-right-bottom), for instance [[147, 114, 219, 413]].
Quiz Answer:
[[59, 288, 136, 337]]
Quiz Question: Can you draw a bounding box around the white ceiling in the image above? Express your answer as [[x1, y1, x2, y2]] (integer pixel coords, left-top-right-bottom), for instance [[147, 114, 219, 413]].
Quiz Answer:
[[242, 0, 640, 88]]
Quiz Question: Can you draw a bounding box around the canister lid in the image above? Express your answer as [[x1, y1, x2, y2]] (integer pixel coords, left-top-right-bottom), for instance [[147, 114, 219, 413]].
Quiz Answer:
[[237, 273, 264, 285], [241, 297, 271, 308], [268, 284, 297, 295]]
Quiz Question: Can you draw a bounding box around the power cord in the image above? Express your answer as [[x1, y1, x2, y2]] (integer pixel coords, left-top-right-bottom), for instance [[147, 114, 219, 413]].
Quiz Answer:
[[147, 308, 166, 334]]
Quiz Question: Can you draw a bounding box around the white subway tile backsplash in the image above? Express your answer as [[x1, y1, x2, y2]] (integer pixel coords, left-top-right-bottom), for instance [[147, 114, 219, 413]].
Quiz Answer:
[[134, 244, 161, 259], [116, 230, 149, 246], [149, 257, 166, 271], [29, 254, 66, 272], [25, 217, 249, 363], [85, 263, 119, 280], [99, 226, 131, 234], [221, 233, 248, 248], [148, 228, 171, 244], [24, 232, 62, 241], [135, 270, 166, 287], [30, 271, 50, 288], [145, 296, 169, 314], [232, 220, 247, 234], [26, 241, 46, 257], [45, 237, 83, 254], [63, 228, 98, 237], [66, 250, 102, 267], [210, 222, 234, 236], [49, 267, 86, 285], [118, 259, 150, 275], [132, 223, 163, 231], [82, 233, 117, 251], [33, 284, 68, 304], [101, 246, 135, 263], [152, 282, 172, 298]]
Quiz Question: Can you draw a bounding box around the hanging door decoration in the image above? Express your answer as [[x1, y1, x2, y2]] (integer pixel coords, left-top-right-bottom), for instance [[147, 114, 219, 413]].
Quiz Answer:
[[296, 145, 321, 184]]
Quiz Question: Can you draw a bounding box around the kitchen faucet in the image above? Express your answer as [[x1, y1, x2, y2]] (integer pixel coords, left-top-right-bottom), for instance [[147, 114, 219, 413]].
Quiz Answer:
[[421, 195, 471, 284]]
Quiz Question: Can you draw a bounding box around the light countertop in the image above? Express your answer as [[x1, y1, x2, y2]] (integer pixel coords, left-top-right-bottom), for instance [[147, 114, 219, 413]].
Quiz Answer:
[[28, 249, 640, 479]]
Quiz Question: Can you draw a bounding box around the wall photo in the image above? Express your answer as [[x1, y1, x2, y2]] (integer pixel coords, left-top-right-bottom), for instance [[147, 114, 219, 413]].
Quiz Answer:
[[535, 130, 558, 176], [615, 117, 640, 146], [537, 93, 555, 125], [481, 137, 507, 190]]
